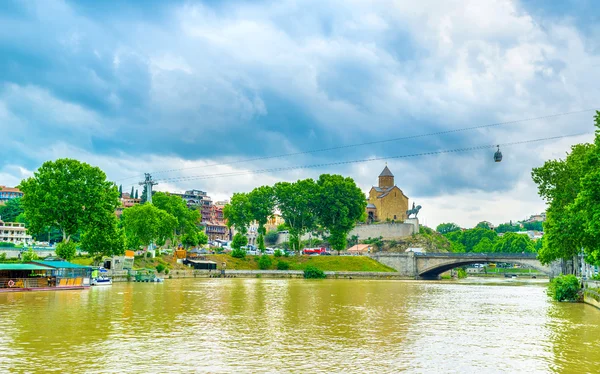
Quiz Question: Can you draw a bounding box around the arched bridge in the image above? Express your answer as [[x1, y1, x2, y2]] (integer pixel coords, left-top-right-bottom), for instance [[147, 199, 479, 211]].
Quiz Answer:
[[370, 252, 561, 279]]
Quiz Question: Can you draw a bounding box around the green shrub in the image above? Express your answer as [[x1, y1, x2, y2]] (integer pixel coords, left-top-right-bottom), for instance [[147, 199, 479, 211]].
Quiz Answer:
[[274, 249, 283, 258], [457, 268, 467, 279], [548, 275, 581, 302], [304, 265, 326, 279], [156, 264, 166, 273], [164, 268, 170, 275], [258, 255, 272, 270], [146, 252, 153, 258], [231, 248, 246, 258], [55, 241, 77, 261], [277, 261, 290, 270], [0, 253, 6, 261], [0, 242, 16, 248], [283, 251, 291, 258], [21, 248, 39, 262]]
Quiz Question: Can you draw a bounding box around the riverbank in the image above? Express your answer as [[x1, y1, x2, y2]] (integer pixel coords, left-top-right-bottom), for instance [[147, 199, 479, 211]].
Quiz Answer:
[[108, 269, 409, 282], [583, 280, 600, 310]]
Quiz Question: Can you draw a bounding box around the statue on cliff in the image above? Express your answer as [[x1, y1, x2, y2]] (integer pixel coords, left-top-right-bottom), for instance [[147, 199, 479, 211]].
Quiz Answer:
[[406, 203, 422, 218]]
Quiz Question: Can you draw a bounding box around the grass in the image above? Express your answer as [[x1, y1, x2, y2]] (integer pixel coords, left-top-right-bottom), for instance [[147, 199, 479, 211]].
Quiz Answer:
[[71, 256, 94, 266], [64, 253, 396, 273], [206, 254, 396, 272]]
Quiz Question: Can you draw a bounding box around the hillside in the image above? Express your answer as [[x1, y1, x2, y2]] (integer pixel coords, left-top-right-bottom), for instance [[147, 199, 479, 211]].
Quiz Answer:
[[382, 226, 451, 252]]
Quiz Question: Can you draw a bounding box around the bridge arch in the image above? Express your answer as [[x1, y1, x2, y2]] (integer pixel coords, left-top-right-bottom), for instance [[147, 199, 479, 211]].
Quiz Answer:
[[416, 254, 553, 279]]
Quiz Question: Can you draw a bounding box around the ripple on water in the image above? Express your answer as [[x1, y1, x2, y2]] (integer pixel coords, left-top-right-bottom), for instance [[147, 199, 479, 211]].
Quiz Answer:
[[1, 279, 600, 373]]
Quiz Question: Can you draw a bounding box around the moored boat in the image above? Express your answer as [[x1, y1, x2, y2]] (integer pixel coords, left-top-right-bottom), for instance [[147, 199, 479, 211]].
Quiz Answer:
[[91, 268, 112, 286]]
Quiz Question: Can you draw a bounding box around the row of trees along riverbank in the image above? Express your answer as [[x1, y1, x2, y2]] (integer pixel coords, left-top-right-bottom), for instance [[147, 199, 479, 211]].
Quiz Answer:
[[8, 159, 208, 264], [223, 175, 366, 257], [4, 159, 368, 264]]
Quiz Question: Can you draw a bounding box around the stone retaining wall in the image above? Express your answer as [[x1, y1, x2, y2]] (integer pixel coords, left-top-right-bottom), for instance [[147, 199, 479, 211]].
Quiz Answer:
[[107, 269, 409, 282], [583, 281, 600, 310]]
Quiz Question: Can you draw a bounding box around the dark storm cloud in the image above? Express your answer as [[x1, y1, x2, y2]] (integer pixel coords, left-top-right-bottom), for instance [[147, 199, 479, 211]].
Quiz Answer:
[[1, 0, 599, 204]]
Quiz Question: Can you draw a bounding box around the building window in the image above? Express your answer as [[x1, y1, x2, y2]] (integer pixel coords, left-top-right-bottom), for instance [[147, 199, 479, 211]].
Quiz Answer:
[[394, 215, 397, 220]]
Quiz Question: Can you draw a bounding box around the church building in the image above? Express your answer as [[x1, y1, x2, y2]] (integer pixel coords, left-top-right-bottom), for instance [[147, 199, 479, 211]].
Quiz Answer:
[[366, 166, 409, 222]]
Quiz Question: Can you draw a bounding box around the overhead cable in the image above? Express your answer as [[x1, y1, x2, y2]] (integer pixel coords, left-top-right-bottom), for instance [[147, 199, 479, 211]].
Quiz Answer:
[[114, 108, 596, 182], [154, 132, 590, 183]]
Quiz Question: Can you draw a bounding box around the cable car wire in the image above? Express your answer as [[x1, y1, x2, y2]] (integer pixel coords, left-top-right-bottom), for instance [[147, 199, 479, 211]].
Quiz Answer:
[[114, 108, 596, 182], [154, 132, 590, 183]]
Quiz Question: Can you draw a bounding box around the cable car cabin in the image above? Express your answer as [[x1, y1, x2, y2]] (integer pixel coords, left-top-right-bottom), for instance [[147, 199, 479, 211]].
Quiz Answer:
[[494, 145, 503, 162]]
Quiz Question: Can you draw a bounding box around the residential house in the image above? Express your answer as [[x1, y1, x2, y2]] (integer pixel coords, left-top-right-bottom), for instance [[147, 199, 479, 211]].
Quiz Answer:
[[0, 186, 23, 205]]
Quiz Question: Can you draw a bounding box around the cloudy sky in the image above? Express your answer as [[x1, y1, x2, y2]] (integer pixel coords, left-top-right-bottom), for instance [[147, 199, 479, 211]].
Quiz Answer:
[[1, 0, 599, 228]]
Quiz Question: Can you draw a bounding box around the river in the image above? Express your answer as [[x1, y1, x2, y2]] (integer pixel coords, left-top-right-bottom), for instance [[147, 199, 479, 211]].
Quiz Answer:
[[1, 278, 599, 373]]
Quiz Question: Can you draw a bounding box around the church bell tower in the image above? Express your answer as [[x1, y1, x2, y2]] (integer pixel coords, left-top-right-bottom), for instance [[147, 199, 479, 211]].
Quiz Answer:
[[378, 165, 394, 188]]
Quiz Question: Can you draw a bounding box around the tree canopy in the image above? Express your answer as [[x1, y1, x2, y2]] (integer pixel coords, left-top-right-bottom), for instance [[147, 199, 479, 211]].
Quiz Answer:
[[436, 222, 461, 234], [153, 192, 200, 235], [315, 174, 366, 253], [274, 179, 319, 252], [247, 186, 276, 251], [223, 192, 252, 235], [122, 203, 178, 250], [80, 213, 126, 263], [532, 113, 600, 265], [0, 197, 24, 223], [19, 159, 120, 243]]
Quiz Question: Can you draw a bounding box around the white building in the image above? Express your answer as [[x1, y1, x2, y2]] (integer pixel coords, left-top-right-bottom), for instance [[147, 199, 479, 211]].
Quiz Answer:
[[0, 220, 33, 245]]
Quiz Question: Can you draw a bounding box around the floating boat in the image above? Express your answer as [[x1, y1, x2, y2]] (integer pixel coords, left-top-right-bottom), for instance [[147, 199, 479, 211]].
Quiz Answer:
[[91, 268, 112, 286], [132, 269, 164, 283], [91, 276, 113, 286]]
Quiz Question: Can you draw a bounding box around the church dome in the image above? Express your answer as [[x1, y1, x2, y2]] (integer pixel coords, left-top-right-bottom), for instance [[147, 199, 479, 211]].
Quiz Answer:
[[379, 166, 394, 177]]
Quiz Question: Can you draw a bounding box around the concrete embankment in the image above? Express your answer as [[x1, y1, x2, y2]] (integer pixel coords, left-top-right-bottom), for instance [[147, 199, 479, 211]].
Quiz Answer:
[[108, 269, 410, 282], [583, 281, 600, 310]]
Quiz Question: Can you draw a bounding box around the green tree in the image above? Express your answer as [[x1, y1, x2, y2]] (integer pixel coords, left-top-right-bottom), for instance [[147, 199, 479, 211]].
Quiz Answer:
[[55, 241, 77, 261], [119, 185, 123, 197], [231, 232, 248, 250], [248, 186, 276, 252], [135, 189, 139, 199], [230, 233, 248, 258], [223, 193, 252, 235], [495, 223, 520, 233], [473, 237, 494, 253], [80, 213, 125, 264], [182, 231, 199, 249], [532, 137, 597, 265], [522, 221, 543, 231], [0, 198, 24, 222], [140, 188, 147, 204], [315, 174, 366, 254], [153, 192, 200, 236], [197, 230, 208, 247], [475, 221, 492, 230], [130, 186, 134, 198], [436, 222, 461, 234], [122, 203, 178, 251], [19, 159, 120, 244], [274, 179, 319, 252], [493, 233, 535, 253], [264, 231, 279, 246]]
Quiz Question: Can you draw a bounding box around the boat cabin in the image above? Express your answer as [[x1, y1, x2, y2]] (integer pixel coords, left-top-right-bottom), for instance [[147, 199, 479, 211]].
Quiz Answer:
[[0, 260, 92, 292]]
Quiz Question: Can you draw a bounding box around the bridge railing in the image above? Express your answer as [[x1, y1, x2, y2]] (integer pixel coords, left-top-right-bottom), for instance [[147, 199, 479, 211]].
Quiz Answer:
[[413, 252, 538, 259]]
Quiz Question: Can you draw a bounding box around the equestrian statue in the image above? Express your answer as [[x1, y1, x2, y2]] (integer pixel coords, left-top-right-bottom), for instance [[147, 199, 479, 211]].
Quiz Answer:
[[406, 202, 422, 218]]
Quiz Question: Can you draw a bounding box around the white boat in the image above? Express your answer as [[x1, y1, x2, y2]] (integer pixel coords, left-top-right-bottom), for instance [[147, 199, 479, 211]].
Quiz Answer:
[[91, 276, 113, 286]]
